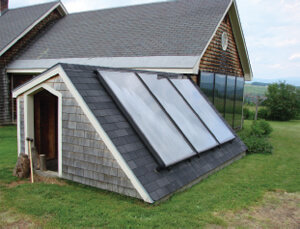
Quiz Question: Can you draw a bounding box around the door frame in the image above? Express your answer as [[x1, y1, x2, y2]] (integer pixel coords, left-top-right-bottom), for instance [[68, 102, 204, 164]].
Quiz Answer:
[[24, 83, 62, 177]]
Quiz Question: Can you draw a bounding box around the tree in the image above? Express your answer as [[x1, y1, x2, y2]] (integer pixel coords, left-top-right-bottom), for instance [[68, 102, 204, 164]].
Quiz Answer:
[[265, 82, 300, 121]]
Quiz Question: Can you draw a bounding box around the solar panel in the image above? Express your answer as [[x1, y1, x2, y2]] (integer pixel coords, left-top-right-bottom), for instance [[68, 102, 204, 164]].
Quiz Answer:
[[139, 73, 218, 153], [170, 78, 235, 143], [98, 71, 196, 167]]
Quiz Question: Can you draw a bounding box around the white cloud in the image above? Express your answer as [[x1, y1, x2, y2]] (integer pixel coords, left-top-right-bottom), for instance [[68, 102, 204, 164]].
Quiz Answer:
[[289, 53, 300, 60]]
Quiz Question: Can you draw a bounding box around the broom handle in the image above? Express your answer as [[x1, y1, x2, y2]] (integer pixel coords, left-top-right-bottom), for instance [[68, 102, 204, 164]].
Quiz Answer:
[[26, 137, 34, 183]]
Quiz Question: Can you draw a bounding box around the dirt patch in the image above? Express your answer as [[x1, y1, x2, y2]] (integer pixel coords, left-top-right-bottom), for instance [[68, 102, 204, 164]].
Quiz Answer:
[[7, 174, 66, 188], [208, 191, 300, 229], [0, 210, 36, 229]]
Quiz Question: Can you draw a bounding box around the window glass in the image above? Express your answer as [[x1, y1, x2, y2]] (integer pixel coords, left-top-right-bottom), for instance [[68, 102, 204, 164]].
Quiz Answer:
[[225, 76, 236, 127], [200, 72, 214, 102], [234, 77, 245, 129], [214, 74, 226, 116]]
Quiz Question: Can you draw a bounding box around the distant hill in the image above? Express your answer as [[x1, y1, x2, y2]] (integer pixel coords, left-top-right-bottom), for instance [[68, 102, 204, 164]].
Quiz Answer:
[[251, 82, 269, 86]]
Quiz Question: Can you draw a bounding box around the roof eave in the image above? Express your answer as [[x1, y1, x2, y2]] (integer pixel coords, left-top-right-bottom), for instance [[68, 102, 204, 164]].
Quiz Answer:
[[0, 2, 68, 57]]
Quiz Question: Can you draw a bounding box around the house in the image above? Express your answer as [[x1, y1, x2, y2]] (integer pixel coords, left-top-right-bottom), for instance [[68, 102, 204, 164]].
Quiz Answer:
[[2, 0, 252, 128], [8, 0, 251, 203], [0, 0, 67, 124]]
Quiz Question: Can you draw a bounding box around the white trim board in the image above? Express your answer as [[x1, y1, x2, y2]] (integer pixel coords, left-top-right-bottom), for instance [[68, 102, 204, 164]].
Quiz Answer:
[[0, 2, 67, 57], [13, 64, 154, 203]]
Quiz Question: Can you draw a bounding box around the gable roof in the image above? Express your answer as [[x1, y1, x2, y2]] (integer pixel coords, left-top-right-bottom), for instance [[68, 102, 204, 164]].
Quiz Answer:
[[13, 63, 247, 202], [0, 1, 67, 56]]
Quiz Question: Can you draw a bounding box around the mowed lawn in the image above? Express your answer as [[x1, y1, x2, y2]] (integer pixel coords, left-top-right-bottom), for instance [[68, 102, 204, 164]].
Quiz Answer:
[[0, 121, 299, 228]]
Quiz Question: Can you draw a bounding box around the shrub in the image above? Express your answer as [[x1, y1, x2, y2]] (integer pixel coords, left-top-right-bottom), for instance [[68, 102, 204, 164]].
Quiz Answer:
[[257, 108, 270, 120], [238, 120, 273, 154], [241, 135, 273, 154], [243, 107, 255, 120], [250, 120, 273, 137]]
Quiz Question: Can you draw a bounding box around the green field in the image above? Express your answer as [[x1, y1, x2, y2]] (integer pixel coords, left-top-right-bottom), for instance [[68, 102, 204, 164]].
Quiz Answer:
[[0, 121, 299, 228]]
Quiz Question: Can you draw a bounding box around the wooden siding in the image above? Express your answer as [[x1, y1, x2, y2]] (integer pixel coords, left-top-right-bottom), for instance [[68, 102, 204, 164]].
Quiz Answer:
[[199, 15, 244, 77]]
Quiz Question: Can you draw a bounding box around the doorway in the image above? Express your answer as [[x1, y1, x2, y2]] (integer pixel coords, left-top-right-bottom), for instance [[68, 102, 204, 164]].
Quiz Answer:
[[34, 90, 58, 172]]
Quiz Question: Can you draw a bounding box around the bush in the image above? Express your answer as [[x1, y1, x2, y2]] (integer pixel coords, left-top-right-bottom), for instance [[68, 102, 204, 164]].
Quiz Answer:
[[257, 108, 270, 120], [250, 120, 273, 137], [243, 107, 255, 120], [241, 135, 273, 154], [238, 120, 273, 154]]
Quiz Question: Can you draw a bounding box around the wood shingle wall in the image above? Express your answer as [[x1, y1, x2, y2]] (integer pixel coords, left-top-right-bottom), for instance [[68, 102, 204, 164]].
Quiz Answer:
[[199, 15, 244, 77]]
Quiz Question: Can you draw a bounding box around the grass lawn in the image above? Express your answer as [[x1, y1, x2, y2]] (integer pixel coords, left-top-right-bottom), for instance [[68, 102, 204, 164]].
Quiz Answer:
[[0, 121, 299, 228]]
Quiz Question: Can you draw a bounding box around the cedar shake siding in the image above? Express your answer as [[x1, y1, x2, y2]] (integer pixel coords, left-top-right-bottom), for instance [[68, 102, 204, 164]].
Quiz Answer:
[[0, 9, 62, 124], [199, 15, 244, 77]]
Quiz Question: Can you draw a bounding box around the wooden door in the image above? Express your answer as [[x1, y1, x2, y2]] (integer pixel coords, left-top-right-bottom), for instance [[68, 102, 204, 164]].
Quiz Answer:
[[34, 90, 58, 160]]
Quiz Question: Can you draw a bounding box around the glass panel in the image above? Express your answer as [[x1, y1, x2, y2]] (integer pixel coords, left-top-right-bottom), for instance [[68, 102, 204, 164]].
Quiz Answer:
[[98, 71, 196, 167], [140, 73, 218, 153], [234, 77, 244, 129], [214, 74, 226, 117], [225, 76, 236, 127], [200, 72, 214, 102], [171, 78, 235, 144]]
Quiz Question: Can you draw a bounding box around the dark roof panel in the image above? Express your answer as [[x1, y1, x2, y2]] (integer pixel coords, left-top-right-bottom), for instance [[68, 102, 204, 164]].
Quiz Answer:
[[0, 1, 58, 54], [16, 0, 231, 60]]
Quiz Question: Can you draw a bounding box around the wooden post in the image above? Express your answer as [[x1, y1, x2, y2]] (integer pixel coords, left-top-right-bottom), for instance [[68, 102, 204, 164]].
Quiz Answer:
[[26, 137, 34, 183]]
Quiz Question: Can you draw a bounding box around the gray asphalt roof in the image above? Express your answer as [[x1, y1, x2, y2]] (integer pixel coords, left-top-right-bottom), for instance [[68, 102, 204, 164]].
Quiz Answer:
[[0, 1, 58, 54], [60, 63, 246, 202], [16, 0, 231, 60]]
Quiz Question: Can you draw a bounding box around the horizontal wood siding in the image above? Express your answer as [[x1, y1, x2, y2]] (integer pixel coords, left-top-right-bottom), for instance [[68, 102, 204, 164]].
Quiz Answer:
[[200, 15, 244, 77]]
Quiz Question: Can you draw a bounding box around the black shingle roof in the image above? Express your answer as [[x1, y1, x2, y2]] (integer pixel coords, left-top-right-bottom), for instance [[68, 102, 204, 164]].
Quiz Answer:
[[16, 0, 231, 60], [0, 1, 58, 54], [61, 63, 247, 202]]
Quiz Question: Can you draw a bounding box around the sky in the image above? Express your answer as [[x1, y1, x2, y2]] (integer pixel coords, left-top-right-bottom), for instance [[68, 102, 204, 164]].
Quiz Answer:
[[9, 0, 300, 85]]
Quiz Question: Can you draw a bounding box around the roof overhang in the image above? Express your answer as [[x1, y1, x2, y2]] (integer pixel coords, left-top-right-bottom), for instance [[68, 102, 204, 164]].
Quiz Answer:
[[0, 2, 68, 57], [7, 56, 201, 75]]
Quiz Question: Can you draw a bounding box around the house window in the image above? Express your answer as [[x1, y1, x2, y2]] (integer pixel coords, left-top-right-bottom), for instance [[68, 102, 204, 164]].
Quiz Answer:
[[234, 77, 245, 129], [225, 76, 236, 127], [199, 72, 214, 102], [214, 74, 226, 117]]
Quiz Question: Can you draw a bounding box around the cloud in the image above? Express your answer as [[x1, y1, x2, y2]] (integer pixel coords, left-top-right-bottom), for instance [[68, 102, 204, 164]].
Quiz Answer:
[[289, 53, 300, 60]]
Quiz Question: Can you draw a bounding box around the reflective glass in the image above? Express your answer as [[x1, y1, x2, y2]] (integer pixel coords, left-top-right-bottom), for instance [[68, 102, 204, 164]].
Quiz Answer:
[[140, 73, 218, 152], [234, 77, 244, 129], [225, 76, 236, 127], [214, 74, 226, 116], [171, 78, 235, 144], [98, 71, 196, 167], [200, 72, 214, 102]]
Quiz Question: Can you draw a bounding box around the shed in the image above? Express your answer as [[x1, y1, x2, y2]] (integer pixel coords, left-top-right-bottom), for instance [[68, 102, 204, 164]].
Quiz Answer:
[[13, 63, 246, 203]]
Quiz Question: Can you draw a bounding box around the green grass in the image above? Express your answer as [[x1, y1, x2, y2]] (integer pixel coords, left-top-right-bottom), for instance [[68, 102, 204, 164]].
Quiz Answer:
[[0, 121, 299, 228]]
